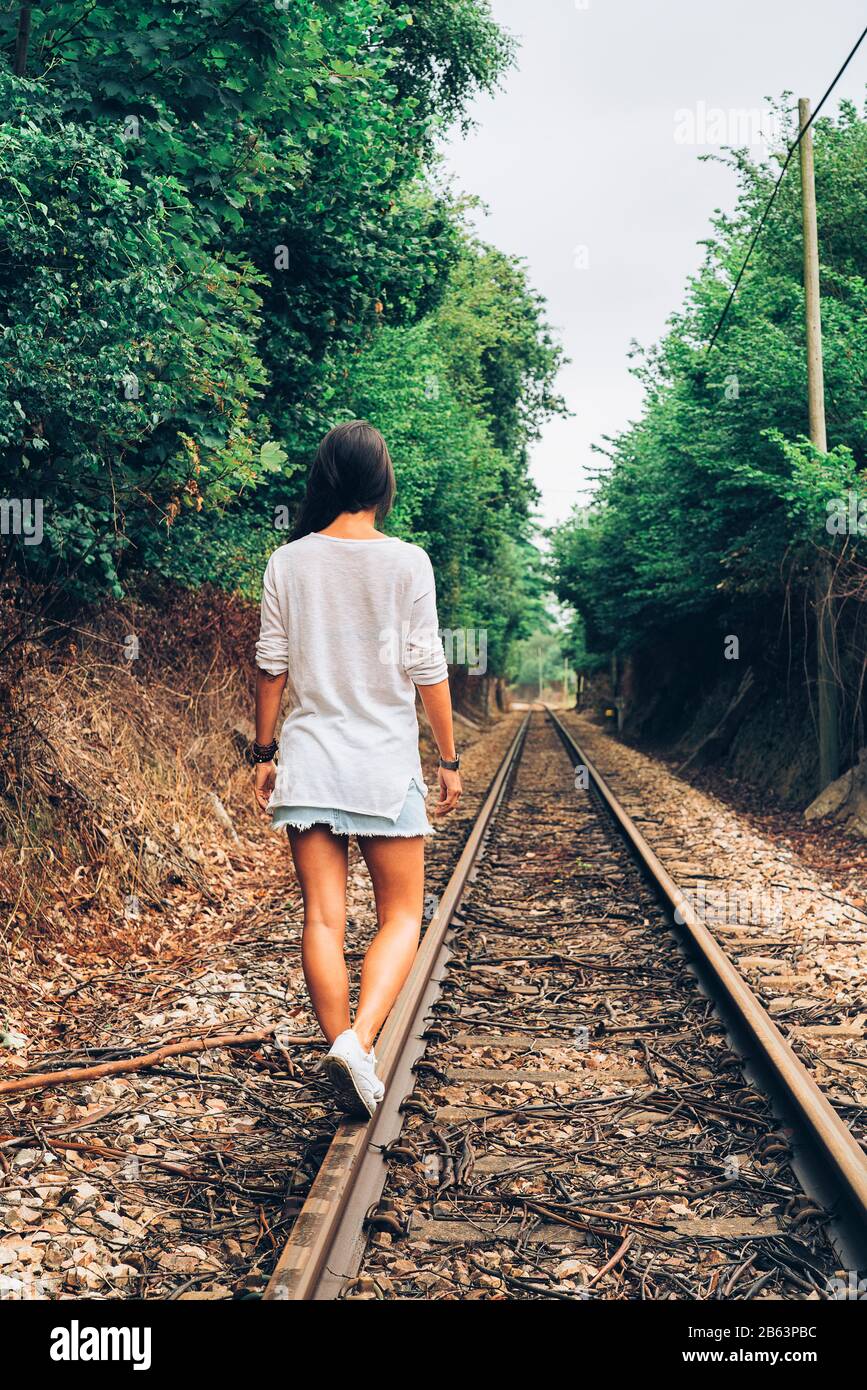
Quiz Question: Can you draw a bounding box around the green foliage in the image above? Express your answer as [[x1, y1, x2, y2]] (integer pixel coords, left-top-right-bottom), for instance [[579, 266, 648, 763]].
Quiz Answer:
[[154, 234, 567, 675], [0, 1, 506, 450], [0, 71, 265, 598], [381, 0, 515, 134], [435, 241, 567, 467], [551, 100, 867, 656], [0, 2, 564, 674], [308, 235, 565, 673]]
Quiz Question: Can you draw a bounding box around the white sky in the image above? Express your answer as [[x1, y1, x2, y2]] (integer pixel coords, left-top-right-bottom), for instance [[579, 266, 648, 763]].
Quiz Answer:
[[440, 0, 867, 531]]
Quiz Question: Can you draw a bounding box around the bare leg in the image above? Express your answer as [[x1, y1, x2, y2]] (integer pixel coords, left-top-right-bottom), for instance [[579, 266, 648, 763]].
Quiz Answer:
[[287, 825, 349, 1043], [353, 835, 425, 1051]]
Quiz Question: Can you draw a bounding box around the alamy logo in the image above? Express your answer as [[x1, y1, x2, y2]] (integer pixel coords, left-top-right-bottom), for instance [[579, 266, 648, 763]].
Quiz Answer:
[[0, 498, 43, 545], [49, 1320, 152, 1371], [826, 1271, 867, 1300], [674, 880, 783, 928], [673, 101, 781, 149], [379, 623, 488, 675], [826, 491, 867, 535]]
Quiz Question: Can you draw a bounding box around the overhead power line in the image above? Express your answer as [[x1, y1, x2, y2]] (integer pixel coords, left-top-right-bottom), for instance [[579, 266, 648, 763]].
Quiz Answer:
[[706, 21, 867, 353]]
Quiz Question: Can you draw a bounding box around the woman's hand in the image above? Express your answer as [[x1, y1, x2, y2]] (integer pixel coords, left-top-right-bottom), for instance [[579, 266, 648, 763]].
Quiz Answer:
[[253, 760, 277, 814], [433, 765, 462, 817]]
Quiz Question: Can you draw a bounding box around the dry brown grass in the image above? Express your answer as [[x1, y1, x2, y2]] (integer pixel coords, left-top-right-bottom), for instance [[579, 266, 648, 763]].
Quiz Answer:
[[1, 585, 264, 948]]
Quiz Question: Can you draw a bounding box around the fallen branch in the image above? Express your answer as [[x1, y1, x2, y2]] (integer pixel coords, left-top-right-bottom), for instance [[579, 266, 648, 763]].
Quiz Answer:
[[586, 1230, 635, 1286], [0, 1026, 288, 1096]]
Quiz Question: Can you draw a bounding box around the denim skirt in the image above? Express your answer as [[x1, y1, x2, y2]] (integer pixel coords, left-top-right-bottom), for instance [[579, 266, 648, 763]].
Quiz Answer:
[[272, 778, 433, 838]]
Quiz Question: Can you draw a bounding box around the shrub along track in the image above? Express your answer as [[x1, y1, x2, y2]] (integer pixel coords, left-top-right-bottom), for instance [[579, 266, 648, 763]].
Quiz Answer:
[[266, 708, 867, 1301]]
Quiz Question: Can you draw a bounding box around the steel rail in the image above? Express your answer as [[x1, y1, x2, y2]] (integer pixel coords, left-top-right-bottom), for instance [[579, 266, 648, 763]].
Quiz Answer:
[[545, 704, 867, 1270], [263, 711, 532, 1300]]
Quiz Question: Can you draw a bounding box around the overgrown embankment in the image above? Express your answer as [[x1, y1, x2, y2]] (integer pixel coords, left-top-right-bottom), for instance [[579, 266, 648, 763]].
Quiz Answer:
[[1, 587, 503, 948], [2, 588, 262, 944], [1, 5, 564, 700]]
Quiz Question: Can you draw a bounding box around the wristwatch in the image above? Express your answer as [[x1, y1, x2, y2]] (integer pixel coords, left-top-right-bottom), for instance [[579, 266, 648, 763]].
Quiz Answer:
[[439, 754, 461, 771]]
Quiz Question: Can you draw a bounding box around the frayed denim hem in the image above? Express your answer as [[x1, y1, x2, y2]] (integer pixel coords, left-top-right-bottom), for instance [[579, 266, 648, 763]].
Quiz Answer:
[[270, 778, 433, 838], [276, 819, 433, 839]]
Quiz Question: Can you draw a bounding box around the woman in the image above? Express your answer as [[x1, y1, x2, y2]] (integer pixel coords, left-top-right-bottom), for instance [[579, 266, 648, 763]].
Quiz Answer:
[[252, 421, 462, 1119]]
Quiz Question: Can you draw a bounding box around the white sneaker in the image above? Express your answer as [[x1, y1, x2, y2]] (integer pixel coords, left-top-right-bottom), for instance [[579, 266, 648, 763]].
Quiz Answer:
[[323, 1029, 383, 1118], [369, 1050, 385, 1103]]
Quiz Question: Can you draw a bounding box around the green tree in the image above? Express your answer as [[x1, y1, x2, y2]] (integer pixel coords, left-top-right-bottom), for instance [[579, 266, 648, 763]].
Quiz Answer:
[[0, 71, 266, 603], [552, 99, 867, 657], [0, 1, 515, 609]]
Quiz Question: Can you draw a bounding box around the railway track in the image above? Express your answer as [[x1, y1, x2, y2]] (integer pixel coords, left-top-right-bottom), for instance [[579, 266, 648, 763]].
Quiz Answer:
[[264, 707, 867, 1300]]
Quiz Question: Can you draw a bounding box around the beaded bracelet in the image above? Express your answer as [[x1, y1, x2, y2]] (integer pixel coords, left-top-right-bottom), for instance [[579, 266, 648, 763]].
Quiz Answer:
[[251, 739, 278, 764]]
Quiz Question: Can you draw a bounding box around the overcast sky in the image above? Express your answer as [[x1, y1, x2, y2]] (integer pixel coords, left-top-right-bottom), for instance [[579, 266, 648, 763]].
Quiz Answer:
[[440, 0, 867, 531]]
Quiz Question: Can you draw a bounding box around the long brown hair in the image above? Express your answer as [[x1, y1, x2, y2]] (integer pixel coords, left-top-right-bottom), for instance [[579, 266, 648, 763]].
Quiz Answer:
[[291, 421, 396, 540]]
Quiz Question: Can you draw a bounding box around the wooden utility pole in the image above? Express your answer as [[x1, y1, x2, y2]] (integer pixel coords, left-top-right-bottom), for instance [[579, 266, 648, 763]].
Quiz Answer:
[[799, 96, 840, 790], [14, 5, 32, 76]]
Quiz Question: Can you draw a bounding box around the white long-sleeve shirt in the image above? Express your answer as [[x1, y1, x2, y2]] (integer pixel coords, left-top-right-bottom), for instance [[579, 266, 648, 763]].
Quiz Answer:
[[255, 532, 448, 819]]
